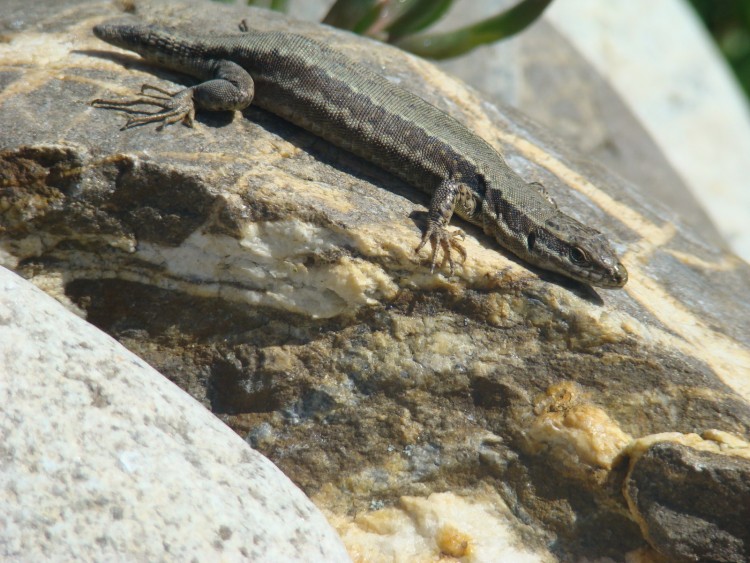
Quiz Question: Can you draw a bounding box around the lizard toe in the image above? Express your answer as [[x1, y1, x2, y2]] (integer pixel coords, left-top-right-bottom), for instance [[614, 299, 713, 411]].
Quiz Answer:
[[415, 223, 464, 275]]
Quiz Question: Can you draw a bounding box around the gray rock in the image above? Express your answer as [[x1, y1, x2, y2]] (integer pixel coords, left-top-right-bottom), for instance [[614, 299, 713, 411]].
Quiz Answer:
[[623, 433, 750, 562], [2, 0, 750, 560], [0, 266, 350, 561], [437, 0, 729, 249]]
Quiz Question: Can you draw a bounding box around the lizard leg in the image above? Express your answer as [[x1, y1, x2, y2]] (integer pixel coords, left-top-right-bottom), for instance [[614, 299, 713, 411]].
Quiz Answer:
[[91, 60, 255, 130], [414, 180, 467, 275]]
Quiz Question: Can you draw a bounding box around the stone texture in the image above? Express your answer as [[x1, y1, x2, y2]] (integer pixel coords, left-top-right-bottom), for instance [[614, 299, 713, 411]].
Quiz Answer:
[[623, 433, 750, 562], [0, 266, 350, 561], [2, 0, 750, 560], [547, 0, 750, 262], [437, 0, 728, 250], [328, 490, 554, 562]]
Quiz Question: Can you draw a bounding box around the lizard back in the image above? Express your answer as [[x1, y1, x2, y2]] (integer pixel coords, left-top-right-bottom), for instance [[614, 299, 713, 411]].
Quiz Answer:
[[94, 25, 552, 226], [93, 23, 628, 288]]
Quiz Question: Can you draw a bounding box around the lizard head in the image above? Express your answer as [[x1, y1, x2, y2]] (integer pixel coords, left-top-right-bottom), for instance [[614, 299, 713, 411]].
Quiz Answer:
[[525, 214, 628, 288]]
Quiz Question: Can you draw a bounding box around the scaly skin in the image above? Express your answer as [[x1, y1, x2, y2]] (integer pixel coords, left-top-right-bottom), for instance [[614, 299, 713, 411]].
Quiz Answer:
[[91, 23, 628, 288]]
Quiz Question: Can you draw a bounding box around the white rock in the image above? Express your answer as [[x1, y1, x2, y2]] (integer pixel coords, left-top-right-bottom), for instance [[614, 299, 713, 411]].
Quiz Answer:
[[547, 0, 750, 261], [0, 266, 350, 562], [330, 490, 555, 562]]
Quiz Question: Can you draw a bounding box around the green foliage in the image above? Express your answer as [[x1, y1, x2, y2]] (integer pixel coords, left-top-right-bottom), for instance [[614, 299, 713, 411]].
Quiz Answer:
[[321, 0, 455, 40], [687, 0, 750, 99], [321, 0, 382, 34], [242, 0, 552, 59], [393, 0, 553, 59], [378, 0, 454, 41], [241, 0, 290, 9]]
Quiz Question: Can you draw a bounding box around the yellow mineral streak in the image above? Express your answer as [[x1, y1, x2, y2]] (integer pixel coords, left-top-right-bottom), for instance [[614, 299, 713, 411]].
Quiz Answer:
[[498, 131, 750, 404], [526, 381, 632, 470], [322, 489, 554, 563]]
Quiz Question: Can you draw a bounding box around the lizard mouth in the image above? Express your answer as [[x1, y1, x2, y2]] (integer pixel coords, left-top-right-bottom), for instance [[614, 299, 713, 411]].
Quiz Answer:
[[593, 262, 628, 288], [559, 260, 628, 288]]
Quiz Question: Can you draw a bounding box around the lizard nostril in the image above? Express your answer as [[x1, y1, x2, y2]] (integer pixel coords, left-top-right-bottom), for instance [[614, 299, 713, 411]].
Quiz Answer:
[[614, 263, 628, 286]]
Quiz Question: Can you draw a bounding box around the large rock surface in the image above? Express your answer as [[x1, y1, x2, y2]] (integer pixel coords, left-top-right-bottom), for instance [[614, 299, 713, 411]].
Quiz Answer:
[[2, 0, 750, 560], [546, 0, 750, 261], [623, 432, 750, 562], [0, 267, 350, 561], [431, 0, 727, 248]]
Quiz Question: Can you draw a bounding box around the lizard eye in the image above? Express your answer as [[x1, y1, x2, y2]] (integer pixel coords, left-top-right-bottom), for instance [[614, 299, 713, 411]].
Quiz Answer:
[[569, 246, 589, 265], [527, 232, 536, 251]]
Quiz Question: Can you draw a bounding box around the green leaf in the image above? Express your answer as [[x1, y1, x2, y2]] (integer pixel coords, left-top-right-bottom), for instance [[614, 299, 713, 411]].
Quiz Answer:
[[323, 0, 384, 33], [269, 0, 290, 11], [246, 0, 290, 11], [385, 0, 454, 40], [359, 0, 420, 37], [393, 0, 554, 59]]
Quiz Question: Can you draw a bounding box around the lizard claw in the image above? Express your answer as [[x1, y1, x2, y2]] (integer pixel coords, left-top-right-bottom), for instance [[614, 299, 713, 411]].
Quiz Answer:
[[91, 86, 196, 130], [415, 224, 467, 275]]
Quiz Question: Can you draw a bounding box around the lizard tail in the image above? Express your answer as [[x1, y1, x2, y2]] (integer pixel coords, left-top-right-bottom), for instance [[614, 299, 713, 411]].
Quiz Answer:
[[93, 24, 211, 77]]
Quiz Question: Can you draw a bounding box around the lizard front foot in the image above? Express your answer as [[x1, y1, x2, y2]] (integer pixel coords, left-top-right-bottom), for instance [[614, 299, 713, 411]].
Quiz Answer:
[[91, 84, 196, 130], [414, 223, 467, 275]]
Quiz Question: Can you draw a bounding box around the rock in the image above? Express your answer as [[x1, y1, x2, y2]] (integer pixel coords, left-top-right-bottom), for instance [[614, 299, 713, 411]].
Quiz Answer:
[[623, 432, 750, 562], [437, 0, 737, 253], [524, 381, 632, 471], [546, 0, 750, 262], [328, 489, 554, 562], [0, 265, 351, 561], [2, 0, 750, 560]]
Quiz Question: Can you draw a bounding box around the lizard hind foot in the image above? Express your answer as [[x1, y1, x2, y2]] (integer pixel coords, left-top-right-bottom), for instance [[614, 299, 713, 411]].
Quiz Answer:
[[91, 85, 196, 130], [414, 224, 467, 276], [138, 83, 181, 100]]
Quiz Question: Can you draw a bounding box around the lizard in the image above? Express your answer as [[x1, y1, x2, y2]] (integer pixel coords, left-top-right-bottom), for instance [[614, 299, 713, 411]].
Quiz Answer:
[[90, 21, 628, 289]]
